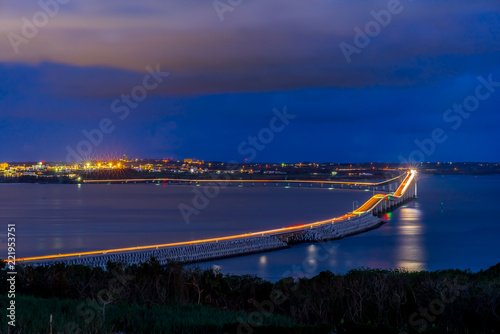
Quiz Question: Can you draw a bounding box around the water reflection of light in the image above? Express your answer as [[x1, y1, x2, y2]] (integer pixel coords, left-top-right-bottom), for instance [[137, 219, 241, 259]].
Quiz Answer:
[[400, 208, 421, 221], [257, 255, 269, 279], [307, 244, 317, 255], [382, 212, 393, 222], [304, 257, 318, 274], [399, 225, 422, 235], [302, 245, 319, 272], [52, 237, 64, 250], [396, 208, 427, 271]]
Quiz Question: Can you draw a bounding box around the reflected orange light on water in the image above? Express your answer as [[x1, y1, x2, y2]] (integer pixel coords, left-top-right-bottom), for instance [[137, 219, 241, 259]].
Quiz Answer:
[[396, 207, 426, 271]]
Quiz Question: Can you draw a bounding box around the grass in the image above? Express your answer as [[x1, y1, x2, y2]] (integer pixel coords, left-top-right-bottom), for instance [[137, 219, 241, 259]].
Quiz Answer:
[[0, 294, 295, 334]]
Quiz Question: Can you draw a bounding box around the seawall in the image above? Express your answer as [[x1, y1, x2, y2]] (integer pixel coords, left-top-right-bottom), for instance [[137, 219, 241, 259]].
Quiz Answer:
[[23, 171, 417, 267], [29, 213, 383, 268]]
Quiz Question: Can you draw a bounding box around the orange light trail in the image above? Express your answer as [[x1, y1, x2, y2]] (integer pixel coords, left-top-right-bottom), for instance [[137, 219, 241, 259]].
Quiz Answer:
[[15, 171, 416, 263], [82, 174, 405, 186]]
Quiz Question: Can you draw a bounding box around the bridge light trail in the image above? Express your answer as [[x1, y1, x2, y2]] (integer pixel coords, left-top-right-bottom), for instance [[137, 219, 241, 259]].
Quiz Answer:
[[82, 174, 405, 186], [14, 171, 416, 263]]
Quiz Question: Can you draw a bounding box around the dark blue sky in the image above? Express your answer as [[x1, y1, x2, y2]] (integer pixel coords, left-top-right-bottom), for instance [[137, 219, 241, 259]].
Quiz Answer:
[[1, 0, 499, 163]]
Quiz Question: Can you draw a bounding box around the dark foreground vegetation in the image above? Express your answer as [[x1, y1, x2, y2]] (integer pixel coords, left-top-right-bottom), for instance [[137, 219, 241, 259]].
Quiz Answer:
[[1, 259, 499, 333]]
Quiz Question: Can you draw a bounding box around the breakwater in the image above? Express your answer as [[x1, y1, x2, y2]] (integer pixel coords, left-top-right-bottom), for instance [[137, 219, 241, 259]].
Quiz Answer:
[[20, 171, 417, 268], [28, 213, 384, 268], [32, 236, 289, 268], [282, 212, 384, 243]]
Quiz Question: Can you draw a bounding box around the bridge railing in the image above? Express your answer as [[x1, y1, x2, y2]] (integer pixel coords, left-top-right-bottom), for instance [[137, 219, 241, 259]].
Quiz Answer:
[[82, 173, 407, 188], [353, 170, 417, 216]]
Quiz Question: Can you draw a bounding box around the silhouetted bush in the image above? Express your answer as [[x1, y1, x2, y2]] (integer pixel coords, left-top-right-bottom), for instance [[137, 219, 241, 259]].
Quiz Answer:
[[3, 258, 499, 333]]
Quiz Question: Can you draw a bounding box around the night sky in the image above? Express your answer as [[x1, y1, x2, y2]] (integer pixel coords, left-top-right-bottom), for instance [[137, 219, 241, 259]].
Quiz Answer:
[[1, 0, 499, 163]]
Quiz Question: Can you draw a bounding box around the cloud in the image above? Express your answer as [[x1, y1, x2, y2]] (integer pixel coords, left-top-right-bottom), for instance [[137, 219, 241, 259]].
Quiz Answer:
[[1, 0, 499, 162], [0, 0, 498, 95]]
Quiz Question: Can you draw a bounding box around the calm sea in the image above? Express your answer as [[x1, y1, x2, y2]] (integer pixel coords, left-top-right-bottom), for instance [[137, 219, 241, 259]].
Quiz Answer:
[[2, 175, 499, 281]]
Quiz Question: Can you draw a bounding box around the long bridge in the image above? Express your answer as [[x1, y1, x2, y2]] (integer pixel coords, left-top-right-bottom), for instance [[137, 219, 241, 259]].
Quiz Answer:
[[82, 173, 405, 191], [16, 170, 418, 266]]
